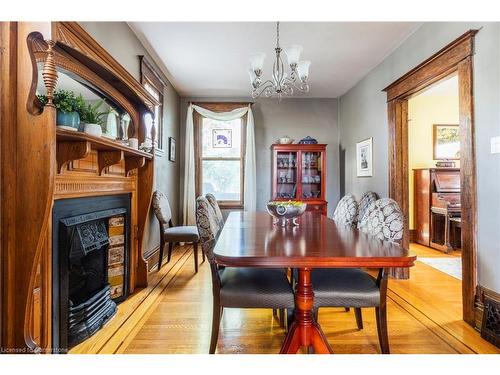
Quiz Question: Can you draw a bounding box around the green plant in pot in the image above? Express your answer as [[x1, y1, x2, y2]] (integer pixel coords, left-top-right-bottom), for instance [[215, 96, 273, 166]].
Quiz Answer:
[[79, 99, 109, 137], [37, 90, 81, 130]]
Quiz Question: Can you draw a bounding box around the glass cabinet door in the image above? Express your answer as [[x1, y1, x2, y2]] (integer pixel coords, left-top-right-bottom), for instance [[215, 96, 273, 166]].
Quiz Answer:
[[275, 151, 298, 200], [301, 151, 322, 200]]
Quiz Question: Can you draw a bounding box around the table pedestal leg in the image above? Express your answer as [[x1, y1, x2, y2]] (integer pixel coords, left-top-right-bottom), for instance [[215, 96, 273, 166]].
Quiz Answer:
[[280, 268, 333, 354]]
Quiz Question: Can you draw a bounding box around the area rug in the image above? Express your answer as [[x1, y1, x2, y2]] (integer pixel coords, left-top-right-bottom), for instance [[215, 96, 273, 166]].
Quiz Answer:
[[417, 257, 462, 280]]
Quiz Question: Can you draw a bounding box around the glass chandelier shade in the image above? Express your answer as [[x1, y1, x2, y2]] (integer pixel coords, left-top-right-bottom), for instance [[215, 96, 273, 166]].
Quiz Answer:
[[283, 45, 303, 66]]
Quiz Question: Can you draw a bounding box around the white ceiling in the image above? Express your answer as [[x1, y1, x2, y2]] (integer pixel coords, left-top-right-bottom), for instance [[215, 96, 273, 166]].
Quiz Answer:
[[129, 22, 422, 98]]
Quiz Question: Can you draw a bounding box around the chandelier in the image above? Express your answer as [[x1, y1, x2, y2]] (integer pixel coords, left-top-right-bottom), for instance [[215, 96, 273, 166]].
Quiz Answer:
[[248, 22, 311, 100]]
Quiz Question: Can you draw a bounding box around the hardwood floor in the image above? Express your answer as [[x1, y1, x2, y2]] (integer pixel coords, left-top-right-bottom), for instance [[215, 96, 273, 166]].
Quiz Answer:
[[411, 242, 462, 258], [70, 244, 499, 354]]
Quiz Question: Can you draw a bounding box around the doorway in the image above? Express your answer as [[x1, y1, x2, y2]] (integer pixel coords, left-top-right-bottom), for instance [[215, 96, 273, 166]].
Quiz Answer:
[[383, 30, 478, 326], [408, 74, 462, 282]]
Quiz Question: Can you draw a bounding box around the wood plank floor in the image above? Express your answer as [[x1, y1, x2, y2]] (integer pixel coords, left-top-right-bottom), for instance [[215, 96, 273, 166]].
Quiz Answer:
[[72, 243, 500, 354]]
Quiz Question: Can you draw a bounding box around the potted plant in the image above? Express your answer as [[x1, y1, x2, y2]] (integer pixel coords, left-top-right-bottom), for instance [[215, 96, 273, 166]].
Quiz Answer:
[[79, 99, 109, 137], [37, 89, 81, 131]]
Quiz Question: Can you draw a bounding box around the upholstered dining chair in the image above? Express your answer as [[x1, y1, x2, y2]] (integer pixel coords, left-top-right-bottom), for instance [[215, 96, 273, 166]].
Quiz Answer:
[[310, 198, 404, 354], [205, 193, 224, 228], [357, 191, 379, 228], [152, 191, 202, 272], [195, 196, 295, 354], [332, 194, 359, 227]]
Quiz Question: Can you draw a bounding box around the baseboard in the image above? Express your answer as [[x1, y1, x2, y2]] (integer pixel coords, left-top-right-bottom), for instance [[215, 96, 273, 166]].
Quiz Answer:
[[144, 245, 161, 272], [475, 285, 500, 348]]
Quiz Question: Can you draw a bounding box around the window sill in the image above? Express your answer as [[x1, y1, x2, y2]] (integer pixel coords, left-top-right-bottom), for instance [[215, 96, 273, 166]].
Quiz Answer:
[[218, 203, 244, 210]]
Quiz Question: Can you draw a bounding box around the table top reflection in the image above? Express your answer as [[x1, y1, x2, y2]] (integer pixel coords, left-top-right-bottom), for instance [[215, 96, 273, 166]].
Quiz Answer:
[[213, 212, 416, 268]]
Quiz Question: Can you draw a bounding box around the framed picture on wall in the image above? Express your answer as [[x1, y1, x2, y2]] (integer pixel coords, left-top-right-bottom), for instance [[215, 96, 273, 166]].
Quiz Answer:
[[356, 138, 373, 177], [433, 124, 460, 160], [168, 137, 176, 162]]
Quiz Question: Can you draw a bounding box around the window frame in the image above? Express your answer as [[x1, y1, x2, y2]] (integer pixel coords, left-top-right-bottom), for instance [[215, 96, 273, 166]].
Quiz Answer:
[[139, 55, 166, 155], [193, 103, 248, 209]]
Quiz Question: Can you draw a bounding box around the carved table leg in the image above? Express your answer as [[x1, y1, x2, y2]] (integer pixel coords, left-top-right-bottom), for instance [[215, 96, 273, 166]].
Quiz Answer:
[[280, 268, 334, 354]]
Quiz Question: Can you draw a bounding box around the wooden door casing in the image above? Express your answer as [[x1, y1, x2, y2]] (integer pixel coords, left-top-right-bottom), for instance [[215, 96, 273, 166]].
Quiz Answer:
[[383, 30, 478, 325]]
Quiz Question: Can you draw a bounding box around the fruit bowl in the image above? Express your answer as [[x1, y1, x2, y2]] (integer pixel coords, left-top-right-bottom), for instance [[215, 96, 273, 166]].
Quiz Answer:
[[266, 200, 307, 226]]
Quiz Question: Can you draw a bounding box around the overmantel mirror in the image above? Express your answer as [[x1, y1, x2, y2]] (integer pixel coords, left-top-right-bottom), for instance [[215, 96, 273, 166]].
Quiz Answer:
[[31, 33, 159, 153]]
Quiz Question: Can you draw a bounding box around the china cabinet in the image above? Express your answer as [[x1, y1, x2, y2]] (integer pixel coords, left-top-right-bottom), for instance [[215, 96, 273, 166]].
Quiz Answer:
[[271, 144, 327, 214]]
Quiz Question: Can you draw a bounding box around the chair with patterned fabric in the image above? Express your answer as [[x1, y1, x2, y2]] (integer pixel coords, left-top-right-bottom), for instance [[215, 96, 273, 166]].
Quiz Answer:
[[310, 198, 404, 354], [205, 193, 224, 230], [358, 198, 404, 244], [357, 191, 379, 229], [195, 196, 294, 354], [333, 194, 358, 227], [152, 191, 202, 272]]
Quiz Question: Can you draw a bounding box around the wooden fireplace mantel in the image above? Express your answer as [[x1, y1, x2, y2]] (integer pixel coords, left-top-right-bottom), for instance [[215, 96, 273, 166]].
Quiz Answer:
[[56, 128, 151, 175], [0, 22, 160, 353]]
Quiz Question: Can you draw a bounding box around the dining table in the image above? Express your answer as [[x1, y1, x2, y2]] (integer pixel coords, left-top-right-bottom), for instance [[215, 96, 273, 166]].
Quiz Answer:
[[213, 211, 416, 354]]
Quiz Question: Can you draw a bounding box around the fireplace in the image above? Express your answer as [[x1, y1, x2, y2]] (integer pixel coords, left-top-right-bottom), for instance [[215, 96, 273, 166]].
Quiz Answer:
[[52, 194, 131, 351]]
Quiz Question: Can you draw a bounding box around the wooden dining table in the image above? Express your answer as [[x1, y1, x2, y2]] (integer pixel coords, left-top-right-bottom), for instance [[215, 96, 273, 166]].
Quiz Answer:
[[213, 211, 416, 354]]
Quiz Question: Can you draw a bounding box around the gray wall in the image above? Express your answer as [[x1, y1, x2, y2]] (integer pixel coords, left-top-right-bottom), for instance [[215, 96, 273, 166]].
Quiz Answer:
[[80, 22, 181, 255], [180, 98, 340, 217], [339, 22, 500, 292]]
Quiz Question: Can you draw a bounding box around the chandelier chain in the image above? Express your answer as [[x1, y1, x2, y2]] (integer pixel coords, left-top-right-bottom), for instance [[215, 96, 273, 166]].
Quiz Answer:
[[276, 21, 280, 49]]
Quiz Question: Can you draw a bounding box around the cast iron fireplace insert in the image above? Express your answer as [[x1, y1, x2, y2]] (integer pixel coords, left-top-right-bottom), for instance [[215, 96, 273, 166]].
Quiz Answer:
[[52, 194, 131, 352]]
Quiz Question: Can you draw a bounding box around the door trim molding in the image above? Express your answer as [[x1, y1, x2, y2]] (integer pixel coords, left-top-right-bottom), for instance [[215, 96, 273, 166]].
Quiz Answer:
[[383, 30, 478, 325]]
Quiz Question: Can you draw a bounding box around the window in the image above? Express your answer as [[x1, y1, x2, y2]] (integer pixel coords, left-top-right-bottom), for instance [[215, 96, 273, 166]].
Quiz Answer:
[[139, 56, 165, 153], [194, 104, 246, 208]]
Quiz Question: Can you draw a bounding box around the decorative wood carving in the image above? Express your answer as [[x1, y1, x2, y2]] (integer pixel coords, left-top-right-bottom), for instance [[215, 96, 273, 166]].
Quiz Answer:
[[125, 156, 146, 177], [26, 32, 45, 116], [42, 40, 57, 106], [384, 30, 478, 325], [52, 22, 160, 113], [98, 150, 124, 176], [136, 159, 154, 287], [57, 141, 91, 173], [1, 23, 56, 352], [54, 177, 136, 199]]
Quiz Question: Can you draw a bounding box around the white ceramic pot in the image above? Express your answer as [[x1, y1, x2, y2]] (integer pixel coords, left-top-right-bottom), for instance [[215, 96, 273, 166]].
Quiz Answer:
[[278, 136, 294, 144], [84, 123, 102, 137], [128, 138, 139, 149]]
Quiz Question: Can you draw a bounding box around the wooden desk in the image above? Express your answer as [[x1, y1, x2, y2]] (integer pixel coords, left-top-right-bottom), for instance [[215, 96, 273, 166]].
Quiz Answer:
[[213, 212, 416, 354]]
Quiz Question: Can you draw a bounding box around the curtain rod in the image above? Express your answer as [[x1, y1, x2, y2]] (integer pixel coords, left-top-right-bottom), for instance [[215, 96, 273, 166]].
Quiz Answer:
[[189, 101, 254, 106]]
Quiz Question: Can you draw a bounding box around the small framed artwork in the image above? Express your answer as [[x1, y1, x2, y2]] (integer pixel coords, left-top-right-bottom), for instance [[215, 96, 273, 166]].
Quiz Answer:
[[212, 129, 232, 148], [168, 137, 176, 162], [356, 138, 373, 177], [433, 124, 460, 160]]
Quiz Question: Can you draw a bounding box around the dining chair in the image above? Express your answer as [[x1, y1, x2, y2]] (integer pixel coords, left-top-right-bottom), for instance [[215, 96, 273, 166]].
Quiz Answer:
[[195, 196, 295, 354], [357, 191, 379, 228], [152, 191, 203, 272], [310, 198, 404, 354], [332, 194, 359, 227], [205, 193, 224, 228]]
